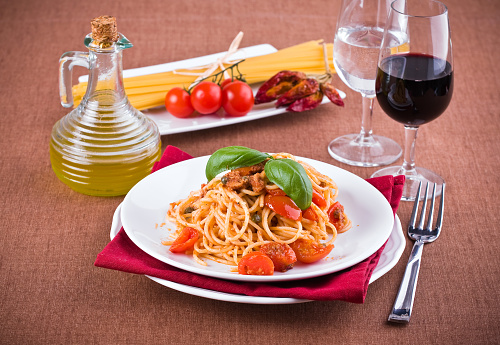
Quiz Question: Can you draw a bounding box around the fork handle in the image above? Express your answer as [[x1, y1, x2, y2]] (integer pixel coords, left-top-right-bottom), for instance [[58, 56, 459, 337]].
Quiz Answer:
[[388, 239, 424, 323]]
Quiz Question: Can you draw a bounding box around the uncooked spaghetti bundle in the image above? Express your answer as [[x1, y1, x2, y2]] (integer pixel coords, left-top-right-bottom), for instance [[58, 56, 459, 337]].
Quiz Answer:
[[72, 40, 335, 110]]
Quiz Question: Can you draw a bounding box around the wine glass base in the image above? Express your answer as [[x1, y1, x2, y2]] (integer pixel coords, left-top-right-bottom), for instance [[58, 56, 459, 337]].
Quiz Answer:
[[328, 134, 402, 167], [371, 166, 445, 201]]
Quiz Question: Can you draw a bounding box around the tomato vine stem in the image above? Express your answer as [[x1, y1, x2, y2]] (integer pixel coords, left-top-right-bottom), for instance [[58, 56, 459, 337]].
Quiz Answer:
[[188, 59, 247, 92]]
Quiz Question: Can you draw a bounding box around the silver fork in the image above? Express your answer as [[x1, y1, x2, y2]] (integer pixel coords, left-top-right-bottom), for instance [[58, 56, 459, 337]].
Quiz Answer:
[[388, 181, 445, 323]]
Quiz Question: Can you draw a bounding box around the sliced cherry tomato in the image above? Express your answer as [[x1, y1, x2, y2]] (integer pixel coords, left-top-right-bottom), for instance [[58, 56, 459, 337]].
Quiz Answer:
[[221, 80, 254, 117], [265, 187, 287, 196], [302, 207, 318, 222], [260, 242, 297, 272], [289, 238, 334, 264], [238, 251, 274, 275], [165, 87, 195, 118], [328, 201, 347, 231], [264, 194, 302, 221], [312, 189, 327, 208], [190, 81, 222, 114], [169, 227, 199, 253]]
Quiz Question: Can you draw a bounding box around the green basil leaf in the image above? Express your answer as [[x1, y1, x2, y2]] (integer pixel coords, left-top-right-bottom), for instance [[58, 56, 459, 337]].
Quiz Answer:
[[205, 146, 271, 181], [264, 158, 312, 210]]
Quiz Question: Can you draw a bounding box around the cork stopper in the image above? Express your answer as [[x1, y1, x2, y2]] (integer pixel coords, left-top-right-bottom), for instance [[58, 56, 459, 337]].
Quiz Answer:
[[91, 15, 118, 47]]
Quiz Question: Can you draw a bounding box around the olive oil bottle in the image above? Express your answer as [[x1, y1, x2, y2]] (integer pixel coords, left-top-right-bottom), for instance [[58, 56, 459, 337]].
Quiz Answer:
[[50, 16, 161, 196]]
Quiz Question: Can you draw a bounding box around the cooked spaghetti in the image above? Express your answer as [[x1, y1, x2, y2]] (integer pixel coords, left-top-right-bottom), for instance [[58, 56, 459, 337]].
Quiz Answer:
[[164, 153, 351, 267]]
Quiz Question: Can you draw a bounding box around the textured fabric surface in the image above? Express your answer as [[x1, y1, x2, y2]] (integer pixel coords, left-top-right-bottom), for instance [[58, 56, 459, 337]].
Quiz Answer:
[[1, 0, 499, 344]]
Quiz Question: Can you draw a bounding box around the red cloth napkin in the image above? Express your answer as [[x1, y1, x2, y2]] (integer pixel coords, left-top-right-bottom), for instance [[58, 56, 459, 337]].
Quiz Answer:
[[95, 146, 405, 303]]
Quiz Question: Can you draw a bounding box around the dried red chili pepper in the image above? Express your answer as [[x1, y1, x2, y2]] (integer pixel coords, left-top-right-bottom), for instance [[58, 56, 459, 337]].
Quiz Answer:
[[286, 90, 324, 112], [254, 71, 306, 104], [265, 81, 295, 99], [276, 78, 319, 108], [320, 82, 344, 107]]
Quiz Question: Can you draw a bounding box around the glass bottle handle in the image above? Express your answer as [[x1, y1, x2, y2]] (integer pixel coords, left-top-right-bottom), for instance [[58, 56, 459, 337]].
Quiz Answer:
[[59, 51, 90, 108]]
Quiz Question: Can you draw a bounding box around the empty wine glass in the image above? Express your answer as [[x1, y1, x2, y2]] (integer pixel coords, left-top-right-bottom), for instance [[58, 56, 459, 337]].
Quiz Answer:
[[371, 0, 454, 200], [329, 0, 403, 167]]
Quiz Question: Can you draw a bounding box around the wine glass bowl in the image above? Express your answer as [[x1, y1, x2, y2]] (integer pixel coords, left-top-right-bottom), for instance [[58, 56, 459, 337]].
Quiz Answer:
[[371, 0, 454, 200], [328, 0, 403, 167]]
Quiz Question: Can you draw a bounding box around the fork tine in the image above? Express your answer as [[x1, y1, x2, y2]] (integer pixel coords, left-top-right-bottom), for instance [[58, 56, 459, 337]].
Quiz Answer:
[[417, 183, 429, 230], [425, 183, 437, 230], [409, 181, 422, 229], [435, 183, 445, 231]]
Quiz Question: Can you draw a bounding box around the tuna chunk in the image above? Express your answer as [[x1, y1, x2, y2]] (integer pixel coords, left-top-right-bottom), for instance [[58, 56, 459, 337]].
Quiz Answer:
[[223, 171, 250, 190], [249, 172, 266, 193], [222, 162, 267, 192]]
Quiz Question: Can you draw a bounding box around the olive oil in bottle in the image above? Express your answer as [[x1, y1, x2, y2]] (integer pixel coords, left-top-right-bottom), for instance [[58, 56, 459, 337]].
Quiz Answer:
[[50, 16, 161, 196]]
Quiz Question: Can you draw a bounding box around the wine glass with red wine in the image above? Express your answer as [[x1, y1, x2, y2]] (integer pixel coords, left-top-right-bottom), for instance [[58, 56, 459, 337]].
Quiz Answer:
[[371, 0, 453, 200]]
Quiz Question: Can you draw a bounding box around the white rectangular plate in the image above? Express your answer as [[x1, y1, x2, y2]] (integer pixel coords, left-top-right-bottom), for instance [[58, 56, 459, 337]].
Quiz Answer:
[[79, 44, 345, 136]]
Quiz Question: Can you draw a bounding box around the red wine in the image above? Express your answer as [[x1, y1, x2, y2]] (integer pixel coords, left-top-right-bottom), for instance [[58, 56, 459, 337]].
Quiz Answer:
[[376, 53, 453, 126]]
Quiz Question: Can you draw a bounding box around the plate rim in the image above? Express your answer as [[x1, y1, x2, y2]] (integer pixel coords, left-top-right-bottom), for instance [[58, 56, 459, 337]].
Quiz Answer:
[[120, 155, 395, 283]]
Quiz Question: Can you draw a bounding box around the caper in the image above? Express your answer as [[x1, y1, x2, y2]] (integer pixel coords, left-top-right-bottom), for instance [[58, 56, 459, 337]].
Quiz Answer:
[[251, 213, 262, 223], [221, 176, 228, 185], [184, 206, 195, 214]]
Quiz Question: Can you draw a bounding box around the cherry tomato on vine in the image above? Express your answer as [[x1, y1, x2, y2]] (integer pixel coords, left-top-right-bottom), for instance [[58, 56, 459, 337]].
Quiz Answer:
[[289, 238, 334, 264], [190, 81, 222, 114], [220, 78, 233, 89], [169, 227, 199, 253], [238, 251, 274, 275], [165, 87, 194, 118], [221, 80, 254, 117]]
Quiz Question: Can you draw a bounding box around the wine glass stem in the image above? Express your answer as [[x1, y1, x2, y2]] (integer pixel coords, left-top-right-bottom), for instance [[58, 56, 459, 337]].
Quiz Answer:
[[355, 94, 375, 145], [400, 125, 419, 175]]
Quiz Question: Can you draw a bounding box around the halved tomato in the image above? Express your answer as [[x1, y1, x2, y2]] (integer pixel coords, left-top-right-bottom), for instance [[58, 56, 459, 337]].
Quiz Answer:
[[302, 207, 318, 222], [264, 194, 302, 221], [260, 242, 297, 272], [312, 189, 327, 208], [289, 238, 334, 264], [169, 227, 199, 253], [238, 251, 274, 275], [328, 201, 347, 231]]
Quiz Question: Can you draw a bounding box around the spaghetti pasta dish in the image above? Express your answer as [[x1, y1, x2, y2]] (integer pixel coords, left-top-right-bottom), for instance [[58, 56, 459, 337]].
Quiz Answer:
[[163, 152, 351, 275]]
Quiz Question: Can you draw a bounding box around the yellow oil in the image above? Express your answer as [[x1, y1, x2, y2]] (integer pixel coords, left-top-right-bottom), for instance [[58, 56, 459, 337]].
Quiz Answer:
[[50, 141, 161, 196], [50, 100, 162, 196]]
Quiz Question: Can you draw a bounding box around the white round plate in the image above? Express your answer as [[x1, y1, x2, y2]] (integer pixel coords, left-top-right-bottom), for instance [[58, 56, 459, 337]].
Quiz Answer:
[[120, 155, 395, 283], [111, 205, 404, 304]]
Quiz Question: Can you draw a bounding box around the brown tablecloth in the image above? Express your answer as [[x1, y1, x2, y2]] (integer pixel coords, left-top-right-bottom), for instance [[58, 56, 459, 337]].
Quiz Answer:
[[1, 0, 499, 344]]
